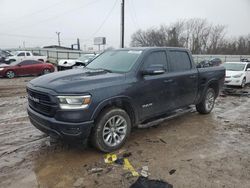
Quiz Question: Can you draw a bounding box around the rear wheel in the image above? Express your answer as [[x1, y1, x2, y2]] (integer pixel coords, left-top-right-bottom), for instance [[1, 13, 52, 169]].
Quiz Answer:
[[91, 107, 131, 152], [5, 70, 15, 79], [241, 78, 246, 88], [196, 88, 216, 114], [43, 69, 50, 75]]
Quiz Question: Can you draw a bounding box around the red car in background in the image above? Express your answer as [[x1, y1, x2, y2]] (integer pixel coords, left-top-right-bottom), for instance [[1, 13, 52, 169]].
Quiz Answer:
[[0, 60, 54, 78]]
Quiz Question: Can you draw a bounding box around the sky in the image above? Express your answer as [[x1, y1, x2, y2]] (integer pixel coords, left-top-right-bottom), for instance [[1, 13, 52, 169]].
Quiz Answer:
[[0, 0, 249, 50]]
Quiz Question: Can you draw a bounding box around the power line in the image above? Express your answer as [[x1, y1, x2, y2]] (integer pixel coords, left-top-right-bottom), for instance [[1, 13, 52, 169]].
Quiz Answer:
[[127, 0, 140, 30], [84, 0, 119, 40], [2, 0, 104, 33], [0, 0, 69, 26]]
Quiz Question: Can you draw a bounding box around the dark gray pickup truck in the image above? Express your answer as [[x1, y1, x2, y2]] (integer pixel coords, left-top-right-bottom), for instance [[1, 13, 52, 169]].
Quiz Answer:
[[27, 47, 225, 152]]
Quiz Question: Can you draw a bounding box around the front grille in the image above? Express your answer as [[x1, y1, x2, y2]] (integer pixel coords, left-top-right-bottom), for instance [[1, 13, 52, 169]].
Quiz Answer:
[[27, 89, 56, 116]]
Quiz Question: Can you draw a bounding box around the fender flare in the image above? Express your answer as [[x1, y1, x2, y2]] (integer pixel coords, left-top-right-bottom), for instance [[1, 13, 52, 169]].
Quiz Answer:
[[90, 95, 138, 124]]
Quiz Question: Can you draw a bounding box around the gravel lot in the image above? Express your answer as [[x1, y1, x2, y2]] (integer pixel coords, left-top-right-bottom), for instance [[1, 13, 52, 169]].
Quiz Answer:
[[0, 77, 250, 188]]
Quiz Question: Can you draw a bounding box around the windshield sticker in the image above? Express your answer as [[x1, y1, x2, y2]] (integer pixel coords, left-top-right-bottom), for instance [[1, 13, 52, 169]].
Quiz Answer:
[[128, 50, 142, 54]]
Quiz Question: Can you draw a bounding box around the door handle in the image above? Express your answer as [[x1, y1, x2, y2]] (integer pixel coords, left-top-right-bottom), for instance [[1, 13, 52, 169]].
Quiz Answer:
[[164, 79, 173, 83], [189, 75, 197, 79]]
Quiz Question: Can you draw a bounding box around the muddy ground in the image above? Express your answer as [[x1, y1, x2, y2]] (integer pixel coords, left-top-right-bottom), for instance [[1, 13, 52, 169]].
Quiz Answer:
[[0, 77, 250, 188]]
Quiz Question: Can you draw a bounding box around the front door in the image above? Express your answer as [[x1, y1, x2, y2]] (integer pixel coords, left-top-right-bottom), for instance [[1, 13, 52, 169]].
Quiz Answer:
[[134, 50, 175, 121]]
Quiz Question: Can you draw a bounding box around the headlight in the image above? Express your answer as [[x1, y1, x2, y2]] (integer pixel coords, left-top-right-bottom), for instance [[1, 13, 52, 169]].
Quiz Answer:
[[57, 95, 91, 109], [233, 73, 243, 78], [0, 68, 4, 71]]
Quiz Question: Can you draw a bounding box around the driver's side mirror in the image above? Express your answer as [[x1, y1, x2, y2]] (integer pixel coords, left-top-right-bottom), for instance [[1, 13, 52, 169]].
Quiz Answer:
[[142, 64, 165, 76], [247, 68, 250, 71]]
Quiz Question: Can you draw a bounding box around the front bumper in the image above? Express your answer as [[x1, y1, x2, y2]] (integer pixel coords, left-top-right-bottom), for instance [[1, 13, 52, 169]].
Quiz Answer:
[[28, 106, 94, 139], [224, 77, 243, 86], [57, 65, 73, 71]]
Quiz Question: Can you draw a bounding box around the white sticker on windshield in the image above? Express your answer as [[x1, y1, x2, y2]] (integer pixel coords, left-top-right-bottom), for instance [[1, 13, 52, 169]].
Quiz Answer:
[[128, 50, 142, 54]]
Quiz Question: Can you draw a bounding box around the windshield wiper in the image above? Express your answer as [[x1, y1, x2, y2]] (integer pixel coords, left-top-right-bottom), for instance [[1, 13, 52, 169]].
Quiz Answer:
[[100, 68, 113, 73]]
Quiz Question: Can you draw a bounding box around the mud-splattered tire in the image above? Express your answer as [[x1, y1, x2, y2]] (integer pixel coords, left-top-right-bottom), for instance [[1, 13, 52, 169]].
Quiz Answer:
[[196, 88, 215, 114], [91, 107, 131, 153], [5, 70, 15, 79]]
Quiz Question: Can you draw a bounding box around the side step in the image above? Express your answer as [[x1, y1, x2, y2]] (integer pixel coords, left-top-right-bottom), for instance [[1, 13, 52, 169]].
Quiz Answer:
[[138, 107, 194, 129]]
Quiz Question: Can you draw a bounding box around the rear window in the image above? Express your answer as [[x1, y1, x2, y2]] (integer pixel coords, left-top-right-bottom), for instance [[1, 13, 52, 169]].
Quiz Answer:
[[169, 51, 192, 72]]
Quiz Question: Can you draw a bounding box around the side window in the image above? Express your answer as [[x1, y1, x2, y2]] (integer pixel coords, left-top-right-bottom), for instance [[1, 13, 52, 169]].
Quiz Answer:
[[17, 52, 25, 57], [143, 51, 167, 69], [169, 51, 192, 72], [20, 60, 37, 65], [246, 64, 250, 70], [26, 53, 31, 56]]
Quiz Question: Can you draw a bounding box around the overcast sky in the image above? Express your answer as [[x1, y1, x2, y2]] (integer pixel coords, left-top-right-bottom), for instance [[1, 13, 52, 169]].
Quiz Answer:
[[0, 0, 249, 49]]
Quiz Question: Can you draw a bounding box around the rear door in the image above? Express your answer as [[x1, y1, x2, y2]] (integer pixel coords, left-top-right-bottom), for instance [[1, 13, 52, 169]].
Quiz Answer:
[[167, 50, 198, 108]]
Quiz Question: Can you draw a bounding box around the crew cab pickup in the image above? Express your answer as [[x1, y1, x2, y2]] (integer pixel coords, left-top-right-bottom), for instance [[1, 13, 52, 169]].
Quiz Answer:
[[27, 47, 225, 152], [6, 51, 47, 63]]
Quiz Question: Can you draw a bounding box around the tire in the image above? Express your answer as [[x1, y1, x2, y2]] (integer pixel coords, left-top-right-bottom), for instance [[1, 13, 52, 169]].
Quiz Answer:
[[196, 88, 216, 114], [91, 107, 131, 152], [5, 70, 15, 79], [43, 69, 50, 75], [241, 78, 246, 88]]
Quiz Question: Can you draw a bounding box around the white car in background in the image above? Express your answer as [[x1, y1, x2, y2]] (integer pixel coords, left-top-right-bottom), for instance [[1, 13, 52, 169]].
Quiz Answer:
[[57, 54, 98, 71], [5, 51, 47, 63], [223, 62, 250, 88]]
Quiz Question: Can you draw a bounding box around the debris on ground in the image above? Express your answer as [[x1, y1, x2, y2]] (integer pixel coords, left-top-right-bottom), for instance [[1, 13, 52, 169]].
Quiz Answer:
[[123, 158, 139, 177], [169, 169, 176, 175], [89, 167, 103, 174], [73, 177, 84, 187], [104, 154, 118, 164], [140, 166, 150, 177], [123, 152, 132, 158], [104, 153, 139, 177], [130, 176, 173, 188]]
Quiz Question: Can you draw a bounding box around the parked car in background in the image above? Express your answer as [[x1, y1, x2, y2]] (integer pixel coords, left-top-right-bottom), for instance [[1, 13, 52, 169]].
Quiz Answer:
[[197, 58, 222, 68], [57, 54, 98, 71], [5, 51, 47, 64], [0, 50, 12, 63], [223, 62, 250, 88], [0, 60, 54, 79]]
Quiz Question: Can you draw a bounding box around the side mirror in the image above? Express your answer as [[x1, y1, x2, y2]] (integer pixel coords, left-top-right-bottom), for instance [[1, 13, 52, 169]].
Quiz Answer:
[[142, 65, 165, 76], [247, 68, 250, 71]]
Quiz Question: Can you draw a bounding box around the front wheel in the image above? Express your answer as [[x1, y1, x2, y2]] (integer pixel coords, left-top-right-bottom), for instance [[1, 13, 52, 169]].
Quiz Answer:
[[5, 70, 15, 79], [196, 88, 216, 114], [43, 69, 50, 75], [241, 78, 246, 88], [91, 108, 131, 152]]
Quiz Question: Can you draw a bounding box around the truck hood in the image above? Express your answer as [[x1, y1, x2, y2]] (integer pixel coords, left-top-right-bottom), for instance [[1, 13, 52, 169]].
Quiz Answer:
[[29, 68, 126, 94]]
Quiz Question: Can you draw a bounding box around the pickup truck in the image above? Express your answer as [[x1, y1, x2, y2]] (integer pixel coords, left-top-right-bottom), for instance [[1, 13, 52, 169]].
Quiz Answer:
[[5, 51, 47, 63], [27, 47, 225, 152]]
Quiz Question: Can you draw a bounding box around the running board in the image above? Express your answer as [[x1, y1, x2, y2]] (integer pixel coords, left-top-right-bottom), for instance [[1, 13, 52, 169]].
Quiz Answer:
[[138, 107, 193, 129]]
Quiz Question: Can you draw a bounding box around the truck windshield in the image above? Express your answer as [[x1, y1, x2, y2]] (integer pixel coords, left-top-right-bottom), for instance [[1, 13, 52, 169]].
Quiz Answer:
[[86, 50, 142, 73], [223, 63, 245, 71]]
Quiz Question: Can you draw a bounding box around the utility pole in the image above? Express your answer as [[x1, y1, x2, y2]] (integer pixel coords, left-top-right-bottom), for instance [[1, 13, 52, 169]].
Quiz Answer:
[[56, 32, 61, 46], [120, 0, 125, 48]]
